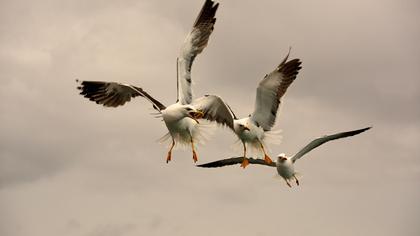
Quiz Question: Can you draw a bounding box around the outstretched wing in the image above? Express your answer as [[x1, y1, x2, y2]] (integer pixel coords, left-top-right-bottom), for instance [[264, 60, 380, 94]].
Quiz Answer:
[[177, 0, 219, 104], [77, 80, 166, 111], [291, 127, 372, 163], [197, 157, 276, 168], [192, 95, 235, 129], [250, 50, 302, 131]]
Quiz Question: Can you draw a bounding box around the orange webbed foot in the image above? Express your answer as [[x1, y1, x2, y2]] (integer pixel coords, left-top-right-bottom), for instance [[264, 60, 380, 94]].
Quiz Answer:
[[264, 155, 273, 165], [240, 158, 250, 169]]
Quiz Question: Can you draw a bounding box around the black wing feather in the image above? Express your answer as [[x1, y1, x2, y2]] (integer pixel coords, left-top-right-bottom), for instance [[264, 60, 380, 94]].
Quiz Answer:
[[197, 157, 276, 168], [77, 80, 166, 111]]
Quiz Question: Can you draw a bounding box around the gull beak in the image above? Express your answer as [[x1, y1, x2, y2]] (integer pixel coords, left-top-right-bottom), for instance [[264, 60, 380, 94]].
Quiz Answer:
[[189, 110, 204, 124], [193, 110, 204, 119]]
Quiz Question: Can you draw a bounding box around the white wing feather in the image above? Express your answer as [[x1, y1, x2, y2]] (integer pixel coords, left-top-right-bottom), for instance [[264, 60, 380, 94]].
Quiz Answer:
[[177, 0, 219, 104], [250, 52, 302, 131], [192, 95, 234, 129]]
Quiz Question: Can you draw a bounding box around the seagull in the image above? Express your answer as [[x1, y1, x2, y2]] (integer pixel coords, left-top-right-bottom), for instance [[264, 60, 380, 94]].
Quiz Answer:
[[226, 49, 302, 168], [77, 0, 233, 163], [197, 127, 371, 187]]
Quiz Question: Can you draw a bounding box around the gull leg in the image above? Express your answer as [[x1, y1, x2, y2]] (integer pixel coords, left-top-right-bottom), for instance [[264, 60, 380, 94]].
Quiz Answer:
[[286, 179, 292, 188], [240, 142, 249, 169], [259, 141, 273, 164], [243, 142, 247, 157], [294, 175, 300, 186], [166, 139, 175, 163], [191, 137, 198, 163]]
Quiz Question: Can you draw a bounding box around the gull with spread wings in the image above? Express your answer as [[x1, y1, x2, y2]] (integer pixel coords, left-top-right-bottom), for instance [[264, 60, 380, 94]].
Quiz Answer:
[[226, 50, 302, 168], [198, 127, 371, 187], [77, 0, 233, 163]]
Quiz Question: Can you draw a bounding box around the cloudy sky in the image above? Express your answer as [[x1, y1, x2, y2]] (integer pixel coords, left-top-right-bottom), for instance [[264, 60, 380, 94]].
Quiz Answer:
[[0, 0, 419, 235]]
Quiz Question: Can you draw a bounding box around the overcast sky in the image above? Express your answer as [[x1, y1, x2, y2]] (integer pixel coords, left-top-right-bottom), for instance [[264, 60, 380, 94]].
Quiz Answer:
[[0, 0, 419, 235]]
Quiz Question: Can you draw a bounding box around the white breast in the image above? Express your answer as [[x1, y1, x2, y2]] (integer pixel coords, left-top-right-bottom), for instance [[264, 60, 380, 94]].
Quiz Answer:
[[234, 118, 265, 142], [276, 159, 295, 180]]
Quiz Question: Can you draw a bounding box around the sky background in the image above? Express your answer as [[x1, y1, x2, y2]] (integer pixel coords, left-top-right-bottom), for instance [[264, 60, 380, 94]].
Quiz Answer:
[[0, 0, 419, 235]]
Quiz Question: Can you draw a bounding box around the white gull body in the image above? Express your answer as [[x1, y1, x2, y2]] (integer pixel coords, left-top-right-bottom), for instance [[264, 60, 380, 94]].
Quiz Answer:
[[162, 103, 201, 147], [276, 153, 298, 187]]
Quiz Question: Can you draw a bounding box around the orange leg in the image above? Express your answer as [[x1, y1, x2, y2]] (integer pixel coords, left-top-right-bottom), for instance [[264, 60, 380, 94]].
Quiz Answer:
[[166, 139, 175, 163], [259, 141, 273, 164], [240, 142, 249, 168], [191, 137, 198, 163]]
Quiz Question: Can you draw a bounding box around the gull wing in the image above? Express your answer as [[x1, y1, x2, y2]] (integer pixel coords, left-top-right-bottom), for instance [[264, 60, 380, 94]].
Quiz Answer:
[[250, 50, 302, 131], [192, 95, 235, 129], [77, 80, 166, 111], [177, 0, 219, 104], [197, 157, 276, 168], [291, 127, 372, 163]]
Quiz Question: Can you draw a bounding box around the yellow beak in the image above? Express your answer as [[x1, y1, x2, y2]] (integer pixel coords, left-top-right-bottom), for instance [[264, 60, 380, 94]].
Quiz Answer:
[[192, 110, 204, 119], [189, 110, 204, 124]]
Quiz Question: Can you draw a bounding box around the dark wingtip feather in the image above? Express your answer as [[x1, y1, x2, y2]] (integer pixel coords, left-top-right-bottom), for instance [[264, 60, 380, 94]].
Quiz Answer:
[[196, 157, 244, 168], [279, 58, 302, 78], [193, 0, 219, 27], [197, 157, 276, 168], [347, 126, 372, 136]]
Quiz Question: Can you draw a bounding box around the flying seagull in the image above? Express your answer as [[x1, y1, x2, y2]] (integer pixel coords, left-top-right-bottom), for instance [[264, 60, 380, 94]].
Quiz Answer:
[[197, 127, 371, 187], [77, 0, 233, 163], [226, 49, 302, 168]]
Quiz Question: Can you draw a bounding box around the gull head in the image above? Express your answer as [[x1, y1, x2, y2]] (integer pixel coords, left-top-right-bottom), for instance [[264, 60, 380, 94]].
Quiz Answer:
[[183, 106, 204, 123], [277, 153, 288, 162], [234, 119, 250, 132]]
